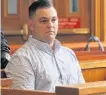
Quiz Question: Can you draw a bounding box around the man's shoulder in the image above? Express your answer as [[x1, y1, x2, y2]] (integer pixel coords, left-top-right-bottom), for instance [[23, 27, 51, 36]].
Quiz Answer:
[[60, 45, 75, 54], [59, 45, 77, 58], [12, 42, 33, 57]]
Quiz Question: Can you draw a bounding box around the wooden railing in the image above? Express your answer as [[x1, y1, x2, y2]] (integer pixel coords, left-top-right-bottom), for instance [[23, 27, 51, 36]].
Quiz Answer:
[[62, 42, 106, 51], [1, 81, 106, 95], [1, 88, 55, 95], [56, 81, 106, 95], [75, 51, 106, 82], [75, 51, 106, 56]]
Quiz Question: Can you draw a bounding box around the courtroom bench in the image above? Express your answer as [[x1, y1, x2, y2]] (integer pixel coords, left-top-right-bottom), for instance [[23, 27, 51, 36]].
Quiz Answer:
[[9, 45, 22, 55], [77, 52, 106, 82], [75, 51, 106, 56], [1, 78, 12, 88], [80, 59, 106, 82], [77, 54, 106, 61], [1, 81, 106, 95], [62, 42, 106, 51]]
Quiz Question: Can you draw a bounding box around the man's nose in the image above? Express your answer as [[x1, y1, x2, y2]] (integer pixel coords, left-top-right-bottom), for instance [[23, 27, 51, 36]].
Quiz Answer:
[[47, 21, 54, 28]]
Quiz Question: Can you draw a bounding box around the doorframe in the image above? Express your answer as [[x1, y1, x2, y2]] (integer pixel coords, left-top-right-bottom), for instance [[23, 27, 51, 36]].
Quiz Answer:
[[91, 0, 106, 41]]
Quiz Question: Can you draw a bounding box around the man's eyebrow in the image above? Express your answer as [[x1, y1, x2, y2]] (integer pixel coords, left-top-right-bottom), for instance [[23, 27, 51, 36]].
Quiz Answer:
[[39, 16, 58, 20], [52, 16, 58, 19], [39, 17, 48, 20]]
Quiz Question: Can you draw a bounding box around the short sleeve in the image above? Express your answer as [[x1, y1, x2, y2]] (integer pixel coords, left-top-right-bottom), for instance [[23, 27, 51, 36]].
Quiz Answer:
[[5, 55, 35, 90], [68, 48, 85, 84]]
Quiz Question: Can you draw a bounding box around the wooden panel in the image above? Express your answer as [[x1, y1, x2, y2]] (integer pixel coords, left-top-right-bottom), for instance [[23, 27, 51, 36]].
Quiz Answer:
[[58, 28, 89, 34], [82, 68, 106, 82], [80, 60, 106, 69], [101, 0, 106, 41], [90, 0, 95, 36], [62, 42, 106, 51], [5, 36, 25, 45], [54, 0, 67, 17], [80, 0, 89, 28], [1, 0, 30, 33], [55, 0, 89, 28], [56, 34, 90, 43], [1, 78, 12, 88], [56, 81, 106, 95], [1, 88, 55, 95], [95, 0, 101, 39], [54, 0, 90, 42], [3, 0, 20, 19], [9, 44, 22, 55], [91, 0, 106, 41], [75, 51, 106, 56], [80, 59, 106, 82], [104, 0, 106, 41], [77, 54, 106, 61], [2, 0, 21, 30]]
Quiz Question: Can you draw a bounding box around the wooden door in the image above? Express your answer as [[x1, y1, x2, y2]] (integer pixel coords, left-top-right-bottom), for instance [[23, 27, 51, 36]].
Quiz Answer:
[[1, 0, 33, 35], [54, 0, 91, 43]]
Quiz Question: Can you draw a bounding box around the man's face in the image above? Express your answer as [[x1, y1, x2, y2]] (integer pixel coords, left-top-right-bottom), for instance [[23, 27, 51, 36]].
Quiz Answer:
[[29, 7, 58, 44]]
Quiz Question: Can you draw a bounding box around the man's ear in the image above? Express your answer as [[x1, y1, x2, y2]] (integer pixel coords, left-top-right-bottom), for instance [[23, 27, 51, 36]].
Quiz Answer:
[[28, 19, 33, 31]]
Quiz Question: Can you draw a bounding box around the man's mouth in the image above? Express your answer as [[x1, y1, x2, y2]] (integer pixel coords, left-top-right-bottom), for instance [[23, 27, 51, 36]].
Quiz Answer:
[[46, 31, 54, 33]]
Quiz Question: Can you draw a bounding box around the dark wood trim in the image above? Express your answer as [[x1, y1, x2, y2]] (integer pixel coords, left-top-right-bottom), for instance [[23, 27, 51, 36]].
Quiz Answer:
[[100, 0, 104, 41], [90, 0, 95, 36]]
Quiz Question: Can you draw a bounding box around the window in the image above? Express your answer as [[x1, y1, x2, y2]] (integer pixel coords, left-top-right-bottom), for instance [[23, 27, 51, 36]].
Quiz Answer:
[[69, 0, 78, 13], [8, 0, 17, 14]]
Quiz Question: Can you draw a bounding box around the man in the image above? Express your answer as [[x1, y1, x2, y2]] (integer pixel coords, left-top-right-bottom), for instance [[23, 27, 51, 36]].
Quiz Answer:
[[5, 0, 85, 92], [1, 30, 10, 77]]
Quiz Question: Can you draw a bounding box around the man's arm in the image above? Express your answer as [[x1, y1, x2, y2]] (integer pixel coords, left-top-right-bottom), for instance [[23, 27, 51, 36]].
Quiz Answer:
[[68, 48, 85, 84], [77, 61, 85, 84], [1, 32, 11, 69], [5, 55, 35, 90]]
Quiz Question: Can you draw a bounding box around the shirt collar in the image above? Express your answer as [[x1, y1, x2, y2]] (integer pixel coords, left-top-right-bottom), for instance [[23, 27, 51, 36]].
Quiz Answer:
[[28, 35, 61, 54]]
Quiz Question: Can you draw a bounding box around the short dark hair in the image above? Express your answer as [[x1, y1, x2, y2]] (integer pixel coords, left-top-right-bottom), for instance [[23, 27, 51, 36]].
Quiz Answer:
[[29, 0, 53, 19]]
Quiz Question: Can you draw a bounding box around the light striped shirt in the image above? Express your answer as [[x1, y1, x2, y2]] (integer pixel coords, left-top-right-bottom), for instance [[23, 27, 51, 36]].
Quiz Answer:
[[5, 36, 85, 92]]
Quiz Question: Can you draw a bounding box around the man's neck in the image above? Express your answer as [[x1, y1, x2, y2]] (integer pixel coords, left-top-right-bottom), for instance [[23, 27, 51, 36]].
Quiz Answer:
[[32, 36, 55, 52]]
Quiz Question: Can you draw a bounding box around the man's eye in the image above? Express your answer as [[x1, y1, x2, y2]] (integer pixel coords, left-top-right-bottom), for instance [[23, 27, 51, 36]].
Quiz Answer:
[[52, 18, 57, 22], [40, 20, 48, 23]]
